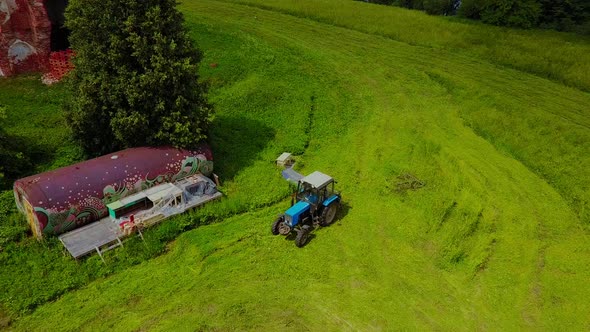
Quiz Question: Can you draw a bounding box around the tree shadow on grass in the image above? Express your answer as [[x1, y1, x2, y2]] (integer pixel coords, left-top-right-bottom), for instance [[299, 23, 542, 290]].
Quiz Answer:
[[0, 134, 35, 190], [208, 115, 275, 181], [0, 132, 84, 190]]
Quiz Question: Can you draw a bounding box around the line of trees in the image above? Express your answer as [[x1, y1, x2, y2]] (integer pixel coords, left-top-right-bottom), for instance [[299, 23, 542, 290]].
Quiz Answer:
[[365, 0, 590, 32]]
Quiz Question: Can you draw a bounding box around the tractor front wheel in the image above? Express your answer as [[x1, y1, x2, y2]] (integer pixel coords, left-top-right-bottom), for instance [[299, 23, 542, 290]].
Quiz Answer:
[[295, 225, 311, 247], [320, 202, 339, 227], [271, 216, 284, 235]]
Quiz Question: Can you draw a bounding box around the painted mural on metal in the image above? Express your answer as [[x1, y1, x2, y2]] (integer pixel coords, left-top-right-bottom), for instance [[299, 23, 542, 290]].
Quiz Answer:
[[13, 146, 214, 238]]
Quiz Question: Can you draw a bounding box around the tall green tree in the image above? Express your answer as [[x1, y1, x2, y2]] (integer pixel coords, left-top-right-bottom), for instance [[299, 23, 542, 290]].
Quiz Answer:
[[457, 0, 484, 19], [423, 0, 459, 15], [539, 0, 590, 32], [64, 0, 212, 156], [459, 0, 541, 28], [481, 0, 541, 28]]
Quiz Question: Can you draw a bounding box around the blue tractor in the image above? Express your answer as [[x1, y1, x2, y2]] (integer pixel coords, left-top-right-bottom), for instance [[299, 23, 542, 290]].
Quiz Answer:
[[272, 171, 342, 247]]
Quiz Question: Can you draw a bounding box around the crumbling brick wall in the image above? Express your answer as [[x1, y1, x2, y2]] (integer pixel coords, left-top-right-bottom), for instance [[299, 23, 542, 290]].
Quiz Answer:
[[0, 0, 51, 77]]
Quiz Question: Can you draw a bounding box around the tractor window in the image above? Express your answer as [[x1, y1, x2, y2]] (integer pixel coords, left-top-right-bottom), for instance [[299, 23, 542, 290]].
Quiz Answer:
[[320, 187, 328, 202], [305, 189, 319, 204], [307, 190, 319, 204], [297, 183, 319, 204]]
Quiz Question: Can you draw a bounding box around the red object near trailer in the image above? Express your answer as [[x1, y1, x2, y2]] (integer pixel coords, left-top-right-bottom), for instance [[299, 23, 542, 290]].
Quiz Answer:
[[13, 145, 214, 239]]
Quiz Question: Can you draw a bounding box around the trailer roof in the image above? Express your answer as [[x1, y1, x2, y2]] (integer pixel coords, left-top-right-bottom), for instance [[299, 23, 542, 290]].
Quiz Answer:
[[301, 171, 333, 189], [145, 183, 182, 202], [14, 145, 211, 213]]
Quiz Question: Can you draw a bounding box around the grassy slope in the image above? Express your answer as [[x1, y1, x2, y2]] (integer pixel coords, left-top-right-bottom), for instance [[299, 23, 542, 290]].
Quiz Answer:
[[8, 0, 590, 330], [223, 0, 590, 92]]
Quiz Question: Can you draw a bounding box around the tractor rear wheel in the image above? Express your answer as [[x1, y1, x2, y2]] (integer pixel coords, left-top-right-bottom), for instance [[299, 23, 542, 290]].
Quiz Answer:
[[271, 216, 283, 235], [320, 202, 339, 226], [295, 225, 311, 247]]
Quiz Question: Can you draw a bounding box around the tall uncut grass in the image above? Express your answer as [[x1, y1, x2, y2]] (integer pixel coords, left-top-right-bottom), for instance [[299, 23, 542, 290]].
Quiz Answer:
[[222, 0, 590, 92]]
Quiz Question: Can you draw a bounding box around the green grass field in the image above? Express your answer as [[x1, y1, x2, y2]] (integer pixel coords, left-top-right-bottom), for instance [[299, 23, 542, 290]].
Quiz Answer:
[[2, 0, 590, 330]]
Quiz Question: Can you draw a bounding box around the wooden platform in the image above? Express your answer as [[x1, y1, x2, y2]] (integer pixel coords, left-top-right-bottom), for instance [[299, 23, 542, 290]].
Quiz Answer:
[[58, 218, 123, 262]]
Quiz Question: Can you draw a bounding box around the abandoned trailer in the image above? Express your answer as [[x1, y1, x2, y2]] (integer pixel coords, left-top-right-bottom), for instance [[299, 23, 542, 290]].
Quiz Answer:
[[13, 145, 215, 240]]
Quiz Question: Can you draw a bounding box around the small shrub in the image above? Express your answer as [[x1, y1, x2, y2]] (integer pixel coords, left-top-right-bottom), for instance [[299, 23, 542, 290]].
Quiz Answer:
[[480, 0, 542, 29], [423, 0, 459, 15], [458, 0, 483, 19]]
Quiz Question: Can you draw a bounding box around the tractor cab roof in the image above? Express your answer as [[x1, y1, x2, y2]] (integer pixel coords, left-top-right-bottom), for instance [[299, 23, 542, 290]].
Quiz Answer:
[[300, 171, 333, 189]]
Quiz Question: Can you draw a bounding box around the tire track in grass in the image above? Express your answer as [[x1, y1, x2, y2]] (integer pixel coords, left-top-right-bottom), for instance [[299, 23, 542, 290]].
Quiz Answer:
[[303, 94, 315, 149], [522, 208, 547, 326]]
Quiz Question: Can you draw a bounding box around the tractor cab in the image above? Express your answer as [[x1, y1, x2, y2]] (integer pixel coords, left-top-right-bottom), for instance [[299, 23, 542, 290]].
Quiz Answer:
[[272, 171, 342, 247], [296, 171, 336, 212]]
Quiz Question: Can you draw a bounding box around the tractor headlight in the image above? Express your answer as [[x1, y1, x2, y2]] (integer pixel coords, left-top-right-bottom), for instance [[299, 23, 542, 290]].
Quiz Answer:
[[284, 214, 293, 226]]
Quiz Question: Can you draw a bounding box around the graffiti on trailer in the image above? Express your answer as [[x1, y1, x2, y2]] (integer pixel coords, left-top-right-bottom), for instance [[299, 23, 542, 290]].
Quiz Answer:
[[37, 155, 213, 236]]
